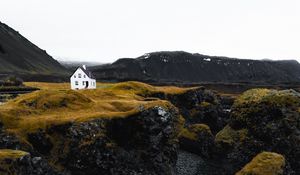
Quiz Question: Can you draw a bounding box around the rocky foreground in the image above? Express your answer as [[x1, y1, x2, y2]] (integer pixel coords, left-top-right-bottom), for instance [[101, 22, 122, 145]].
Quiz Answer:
[[0, 82, 299, 175]]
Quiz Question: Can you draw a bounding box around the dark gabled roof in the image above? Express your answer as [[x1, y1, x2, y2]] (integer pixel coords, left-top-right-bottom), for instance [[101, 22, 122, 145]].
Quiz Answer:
[[71, 66, 96, 79], [80, 66, 96, 79]]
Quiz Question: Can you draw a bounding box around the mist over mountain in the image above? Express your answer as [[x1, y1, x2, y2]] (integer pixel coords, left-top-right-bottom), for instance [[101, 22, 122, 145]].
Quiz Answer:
[[0, 21, 68, 81], [92, 51, 300, 84], [58, 60, 105, 71]]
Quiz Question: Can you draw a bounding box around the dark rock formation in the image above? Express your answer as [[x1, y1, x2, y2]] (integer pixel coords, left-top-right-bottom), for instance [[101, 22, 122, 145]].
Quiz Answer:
[[92, 51, 300, 84], [0, 150, 60, 175], [148, 87, 229, 134], [179, 124, 215, 158], [59, 106, 180, 175], [0, 105, 181, 175], [27, 129, 53, 155], [0, 123, 24, 151], [215, 89, 300, 174]]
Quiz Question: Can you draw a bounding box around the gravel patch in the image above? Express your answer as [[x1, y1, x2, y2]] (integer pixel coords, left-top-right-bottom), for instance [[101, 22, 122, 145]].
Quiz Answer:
[[176, 150, 226, 175]]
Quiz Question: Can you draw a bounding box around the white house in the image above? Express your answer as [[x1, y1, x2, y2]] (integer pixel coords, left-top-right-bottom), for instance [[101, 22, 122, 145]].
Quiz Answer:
[[70, 65, 96, 90]]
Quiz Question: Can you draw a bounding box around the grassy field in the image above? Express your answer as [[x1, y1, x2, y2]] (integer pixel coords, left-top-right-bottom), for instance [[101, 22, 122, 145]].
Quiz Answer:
[[1, 81, 196, 139]]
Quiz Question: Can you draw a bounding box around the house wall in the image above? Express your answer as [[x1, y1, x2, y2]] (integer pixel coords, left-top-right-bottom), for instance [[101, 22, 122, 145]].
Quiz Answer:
[[70, 68, 97, 90]]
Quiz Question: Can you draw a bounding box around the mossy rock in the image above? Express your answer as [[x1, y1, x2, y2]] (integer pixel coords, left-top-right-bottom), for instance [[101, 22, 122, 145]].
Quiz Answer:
[[199, 101, 212, 108], [0, 149, 59, 174], [179, 124, 215, 157], [220, 88, 300, 174], [232, 89, 300, 125], [235, 89, 300, 107], [180, 124, 212, 141], [236, 152, 286, 175], [215, 125, 248, 147]]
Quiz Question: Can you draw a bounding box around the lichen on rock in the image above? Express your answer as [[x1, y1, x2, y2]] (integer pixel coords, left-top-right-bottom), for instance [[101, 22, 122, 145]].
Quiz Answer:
[[215, 88, 300, 174], [179, 124, 215, 157], [236, 152, 286, 175]]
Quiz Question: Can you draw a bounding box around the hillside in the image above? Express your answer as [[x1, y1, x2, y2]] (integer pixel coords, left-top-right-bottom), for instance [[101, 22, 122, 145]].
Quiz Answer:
[[0, 82, 299, 174], [0, 21, 68, 81], [92, 51, 300, 84]]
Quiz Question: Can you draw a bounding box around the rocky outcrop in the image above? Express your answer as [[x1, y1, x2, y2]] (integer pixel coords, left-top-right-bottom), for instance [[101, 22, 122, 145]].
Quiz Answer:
[[58, 106, 180, 175], [179, 124, 215, 158], [236, 152, 291, 175], [4, 81, 300, 175], [0, 123, 28, 152], [215, 89, 300, 174], [148, 87, 229, 134], [0, 105, 181, 175]]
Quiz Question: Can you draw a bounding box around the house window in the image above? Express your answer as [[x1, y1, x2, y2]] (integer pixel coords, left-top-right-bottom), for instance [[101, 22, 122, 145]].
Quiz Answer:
[[83, 81, 85, 85], [74, 75, 76, 78], [84, 75, 86, 78], [78, 74, 81, 78], [75, 81, 78, 85]]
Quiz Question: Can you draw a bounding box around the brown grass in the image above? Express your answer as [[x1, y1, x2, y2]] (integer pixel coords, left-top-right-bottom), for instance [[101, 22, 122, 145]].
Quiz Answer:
[[0, 149, 29, 160], [0, 81, 192, 139]]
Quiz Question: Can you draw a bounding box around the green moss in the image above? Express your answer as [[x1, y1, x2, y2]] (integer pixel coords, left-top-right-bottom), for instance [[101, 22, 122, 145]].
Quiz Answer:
[[200, 101, 212, 108], [235, 89, 271, 105], [231, 89, 300, 126], [180, 124, 212, 141], [234, 89, 300, 108], [215, 125, 248, 146], [236, 152, 286, 175]]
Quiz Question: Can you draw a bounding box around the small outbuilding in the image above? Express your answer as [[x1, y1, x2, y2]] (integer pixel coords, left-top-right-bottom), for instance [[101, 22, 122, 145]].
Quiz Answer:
[[70, 65, 96, 90]]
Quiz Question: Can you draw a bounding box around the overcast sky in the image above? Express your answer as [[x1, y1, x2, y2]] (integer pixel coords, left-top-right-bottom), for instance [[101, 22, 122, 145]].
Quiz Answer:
[[1, 0, 300, 63]]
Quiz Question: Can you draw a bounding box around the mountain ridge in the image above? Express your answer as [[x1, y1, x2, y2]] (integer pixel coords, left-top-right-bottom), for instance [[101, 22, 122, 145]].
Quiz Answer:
[[92, 51, 300, 84], [0, 21, 68, 81]]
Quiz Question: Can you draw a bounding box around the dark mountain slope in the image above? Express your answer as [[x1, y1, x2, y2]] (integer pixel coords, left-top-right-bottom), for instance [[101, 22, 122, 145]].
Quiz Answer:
[[0, 21, 68, 80], [92, 51, 300, 84]]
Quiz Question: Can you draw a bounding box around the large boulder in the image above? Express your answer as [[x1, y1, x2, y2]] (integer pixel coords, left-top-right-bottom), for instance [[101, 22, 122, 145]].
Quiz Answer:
[[236, 152, 291, 175], [149, 87, 229, 134], [216, 89, 300, 174], [179, 124, 215, 158], [23, 105, 181, 175]]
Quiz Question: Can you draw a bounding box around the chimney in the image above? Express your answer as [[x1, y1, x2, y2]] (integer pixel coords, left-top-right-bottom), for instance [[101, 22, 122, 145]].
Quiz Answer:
[[83, 65, 86, 70]]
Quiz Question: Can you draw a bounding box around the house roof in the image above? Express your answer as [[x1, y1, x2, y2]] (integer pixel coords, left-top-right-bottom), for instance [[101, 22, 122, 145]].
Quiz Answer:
[[71, 66, 96, 79], [80, 66, 96, 79]]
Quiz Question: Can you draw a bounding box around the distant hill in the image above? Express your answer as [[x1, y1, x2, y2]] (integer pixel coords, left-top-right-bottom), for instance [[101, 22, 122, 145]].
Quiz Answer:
[[0, 21, 69, 81], [92, 51, 300, 84]]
